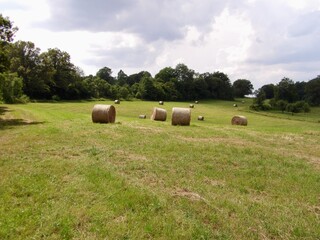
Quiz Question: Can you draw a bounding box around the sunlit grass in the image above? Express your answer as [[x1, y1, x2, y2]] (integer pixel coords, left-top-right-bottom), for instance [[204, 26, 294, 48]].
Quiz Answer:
[[0, 99, 319, 239]]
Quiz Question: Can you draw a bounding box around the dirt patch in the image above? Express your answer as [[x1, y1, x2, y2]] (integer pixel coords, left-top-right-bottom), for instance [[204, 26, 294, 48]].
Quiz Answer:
[[173, 188, 206, 201], [204, 178, 226, 187]]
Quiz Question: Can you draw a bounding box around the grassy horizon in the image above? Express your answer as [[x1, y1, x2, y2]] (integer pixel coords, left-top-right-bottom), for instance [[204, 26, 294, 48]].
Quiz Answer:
[[0, 99, 319, 239]]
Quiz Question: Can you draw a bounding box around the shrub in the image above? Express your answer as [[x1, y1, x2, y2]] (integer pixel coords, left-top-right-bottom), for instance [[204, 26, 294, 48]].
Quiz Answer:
[[0, 72, 24, 103], [276, 100, 288, 113], [52, 95, 61, 101]]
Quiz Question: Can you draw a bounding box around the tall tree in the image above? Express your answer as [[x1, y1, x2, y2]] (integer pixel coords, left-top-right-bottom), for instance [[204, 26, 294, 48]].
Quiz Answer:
[[155, 67, 176, 83], [275, 77, 298, 103], [0, 14, 18, 73], [96, 66, 115, 84], [0, 14, 23, 103], [39, 48, 80, 99], [305, 76, 320, 106], [232, 79, 253, 98], [260, 84, 275, 99], [117, 69, 128, 86], [8, 41, 50, 98]]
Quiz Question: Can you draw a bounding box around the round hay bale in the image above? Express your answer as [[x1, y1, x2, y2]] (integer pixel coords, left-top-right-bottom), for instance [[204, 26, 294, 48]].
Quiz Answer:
[[198, 116, 204, 121], [231, 115, 247, 126], [172, 107, 191, 126], [139, 114, 146, 119], [233, 103, 238, 107], [189, 104, 194, 108], [114, 99, 120, 104], [151, 107, 167, 121], [92, 104, 116, 123], [195, 101, 199, 104], [159, 101, 164, 105]]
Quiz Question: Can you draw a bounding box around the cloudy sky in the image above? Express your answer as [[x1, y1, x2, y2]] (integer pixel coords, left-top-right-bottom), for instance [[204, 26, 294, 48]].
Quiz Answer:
[[1, 0, 320, 89]]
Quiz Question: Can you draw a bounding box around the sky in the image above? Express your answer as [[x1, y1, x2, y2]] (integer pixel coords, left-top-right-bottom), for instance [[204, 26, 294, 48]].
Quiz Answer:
[[1, 0, 320, 89]]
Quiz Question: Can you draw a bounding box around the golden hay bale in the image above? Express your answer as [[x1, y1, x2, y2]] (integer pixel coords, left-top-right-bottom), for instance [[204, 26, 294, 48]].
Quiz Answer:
[[172, 107, 191, 126], [151, 107, 167, 121], [233, 103, 238, 107], [92, 104, 116, 123], [159, 101, 164, 105], [195, 101, 199, 104], [114, 99, 120, 104], [198, 116, 204, 121], [231, 115, 247, 126], [189, 104, 194, 108], [139, 114, 146, 119]]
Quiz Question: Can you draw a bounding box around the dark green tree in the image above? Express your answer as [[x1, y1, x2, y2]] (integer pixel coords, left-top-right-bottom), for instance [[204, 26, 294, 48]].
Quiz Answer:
[[39, 48, 80, 99], [260, 84, 275, 99], [139, 73, 159, 100], [155, 67, 176, 83], [96, 66, 115, 84], [0, 14, 18, 73], [8, 41, 50, 98], [232, 79, 253, 98], [274, 77, 298, 103], [294, 81, 307, 101], [117, 69, 128, 86], [305, 76, 320, 106]]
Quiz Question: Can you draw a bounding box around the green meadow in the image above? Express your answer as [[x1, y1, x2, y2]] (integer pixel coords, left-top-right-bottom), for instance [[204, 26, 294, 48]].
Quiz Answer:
[[0, 99, 319, 239]]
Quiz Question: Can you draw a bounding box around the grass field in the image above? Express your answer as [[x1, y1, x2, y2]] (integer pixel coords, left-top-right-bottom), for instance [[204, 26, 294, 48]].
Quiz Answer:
[[0, 99, 319, 239]]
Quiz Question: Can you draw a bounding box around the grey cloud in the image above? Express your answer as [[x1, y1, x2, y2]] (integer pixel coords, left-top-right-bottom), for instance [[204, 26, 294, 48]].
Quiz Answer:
[[243, 1, 320, 67], [288, 11, 320, 37], [83, 44, 158, 69], [41, 0, 228, 41]]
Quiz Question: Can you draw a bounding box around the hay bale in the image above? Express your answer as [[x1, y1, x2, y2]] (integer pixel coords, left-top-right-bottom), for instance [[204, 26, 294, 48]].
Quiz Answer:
[[92, 104, 116, 123], [172, 107, 191, 126], [198, 116, 204, 121], [189, 104, 194, 108], [231, 115, 247, 126], [114, 99, 120, 104], [159, 101, 164, 105], [139, 114, 146, 119], [195, 101, 199, 104], [151, 107, 167, 121], [233, 103, 238, 107]]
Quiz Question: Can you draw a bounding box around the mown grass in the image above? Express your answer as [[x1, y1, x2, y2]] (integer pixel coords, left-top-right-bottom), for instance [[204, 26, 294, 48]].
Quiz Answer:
[[0, 99, 319, 239]]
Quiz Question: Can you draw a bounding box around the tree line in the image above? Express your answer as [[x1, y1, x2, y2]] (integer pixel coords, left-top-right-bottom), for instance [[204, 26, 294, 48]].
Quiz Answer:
[[252, 76, 320, 114], [1, 14, 319, 109], [0, 14, 253, 103]]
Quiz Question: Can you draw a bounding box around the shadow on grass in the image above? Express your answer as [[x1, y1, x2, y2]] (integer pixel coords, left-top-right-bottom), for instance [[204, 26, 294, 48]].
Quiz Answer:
[[0, 106, 10, 115], [0, 106, 44, 130]]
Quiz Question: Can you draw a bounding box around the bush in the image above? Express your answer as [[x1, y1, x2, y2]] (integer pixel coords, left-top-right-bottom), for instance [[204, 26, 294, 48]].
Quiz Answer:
[[0, 72, 24, 103], [52, 95, 60, 101], [261, 102, 272, 110], [276, 100, 288, 112], [286, 101, 311, 114]]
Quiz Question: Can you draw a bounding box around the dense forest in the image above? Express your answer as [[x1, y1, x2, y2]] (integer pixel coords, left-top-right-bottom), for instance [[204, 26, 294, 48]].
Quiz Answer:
[[1, 14, 319, 111]]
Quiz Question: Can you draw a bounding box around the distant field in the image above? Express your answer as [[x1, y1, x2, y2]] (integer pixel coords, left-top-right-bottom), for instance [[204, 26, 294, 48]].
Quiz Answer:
[[0, 99, 319, 239]]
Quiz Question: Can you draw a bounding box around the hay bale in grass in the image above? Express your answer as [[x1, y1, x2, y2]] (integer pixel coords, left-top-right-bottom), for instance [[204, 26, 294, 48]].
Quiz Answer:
[[139, 114, 146, 119], [198, 116, 204, 121], [233, 103, 238, 107], [114, 99, 120, 104], [92, 104, 116, 123], [151, 107, 167, 121], [159, 101, 164, 105], [172, 107, 191, 126], [195, 100, 199, 104], [231, 115, 247, 126], [189, 104, 194, 108]]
